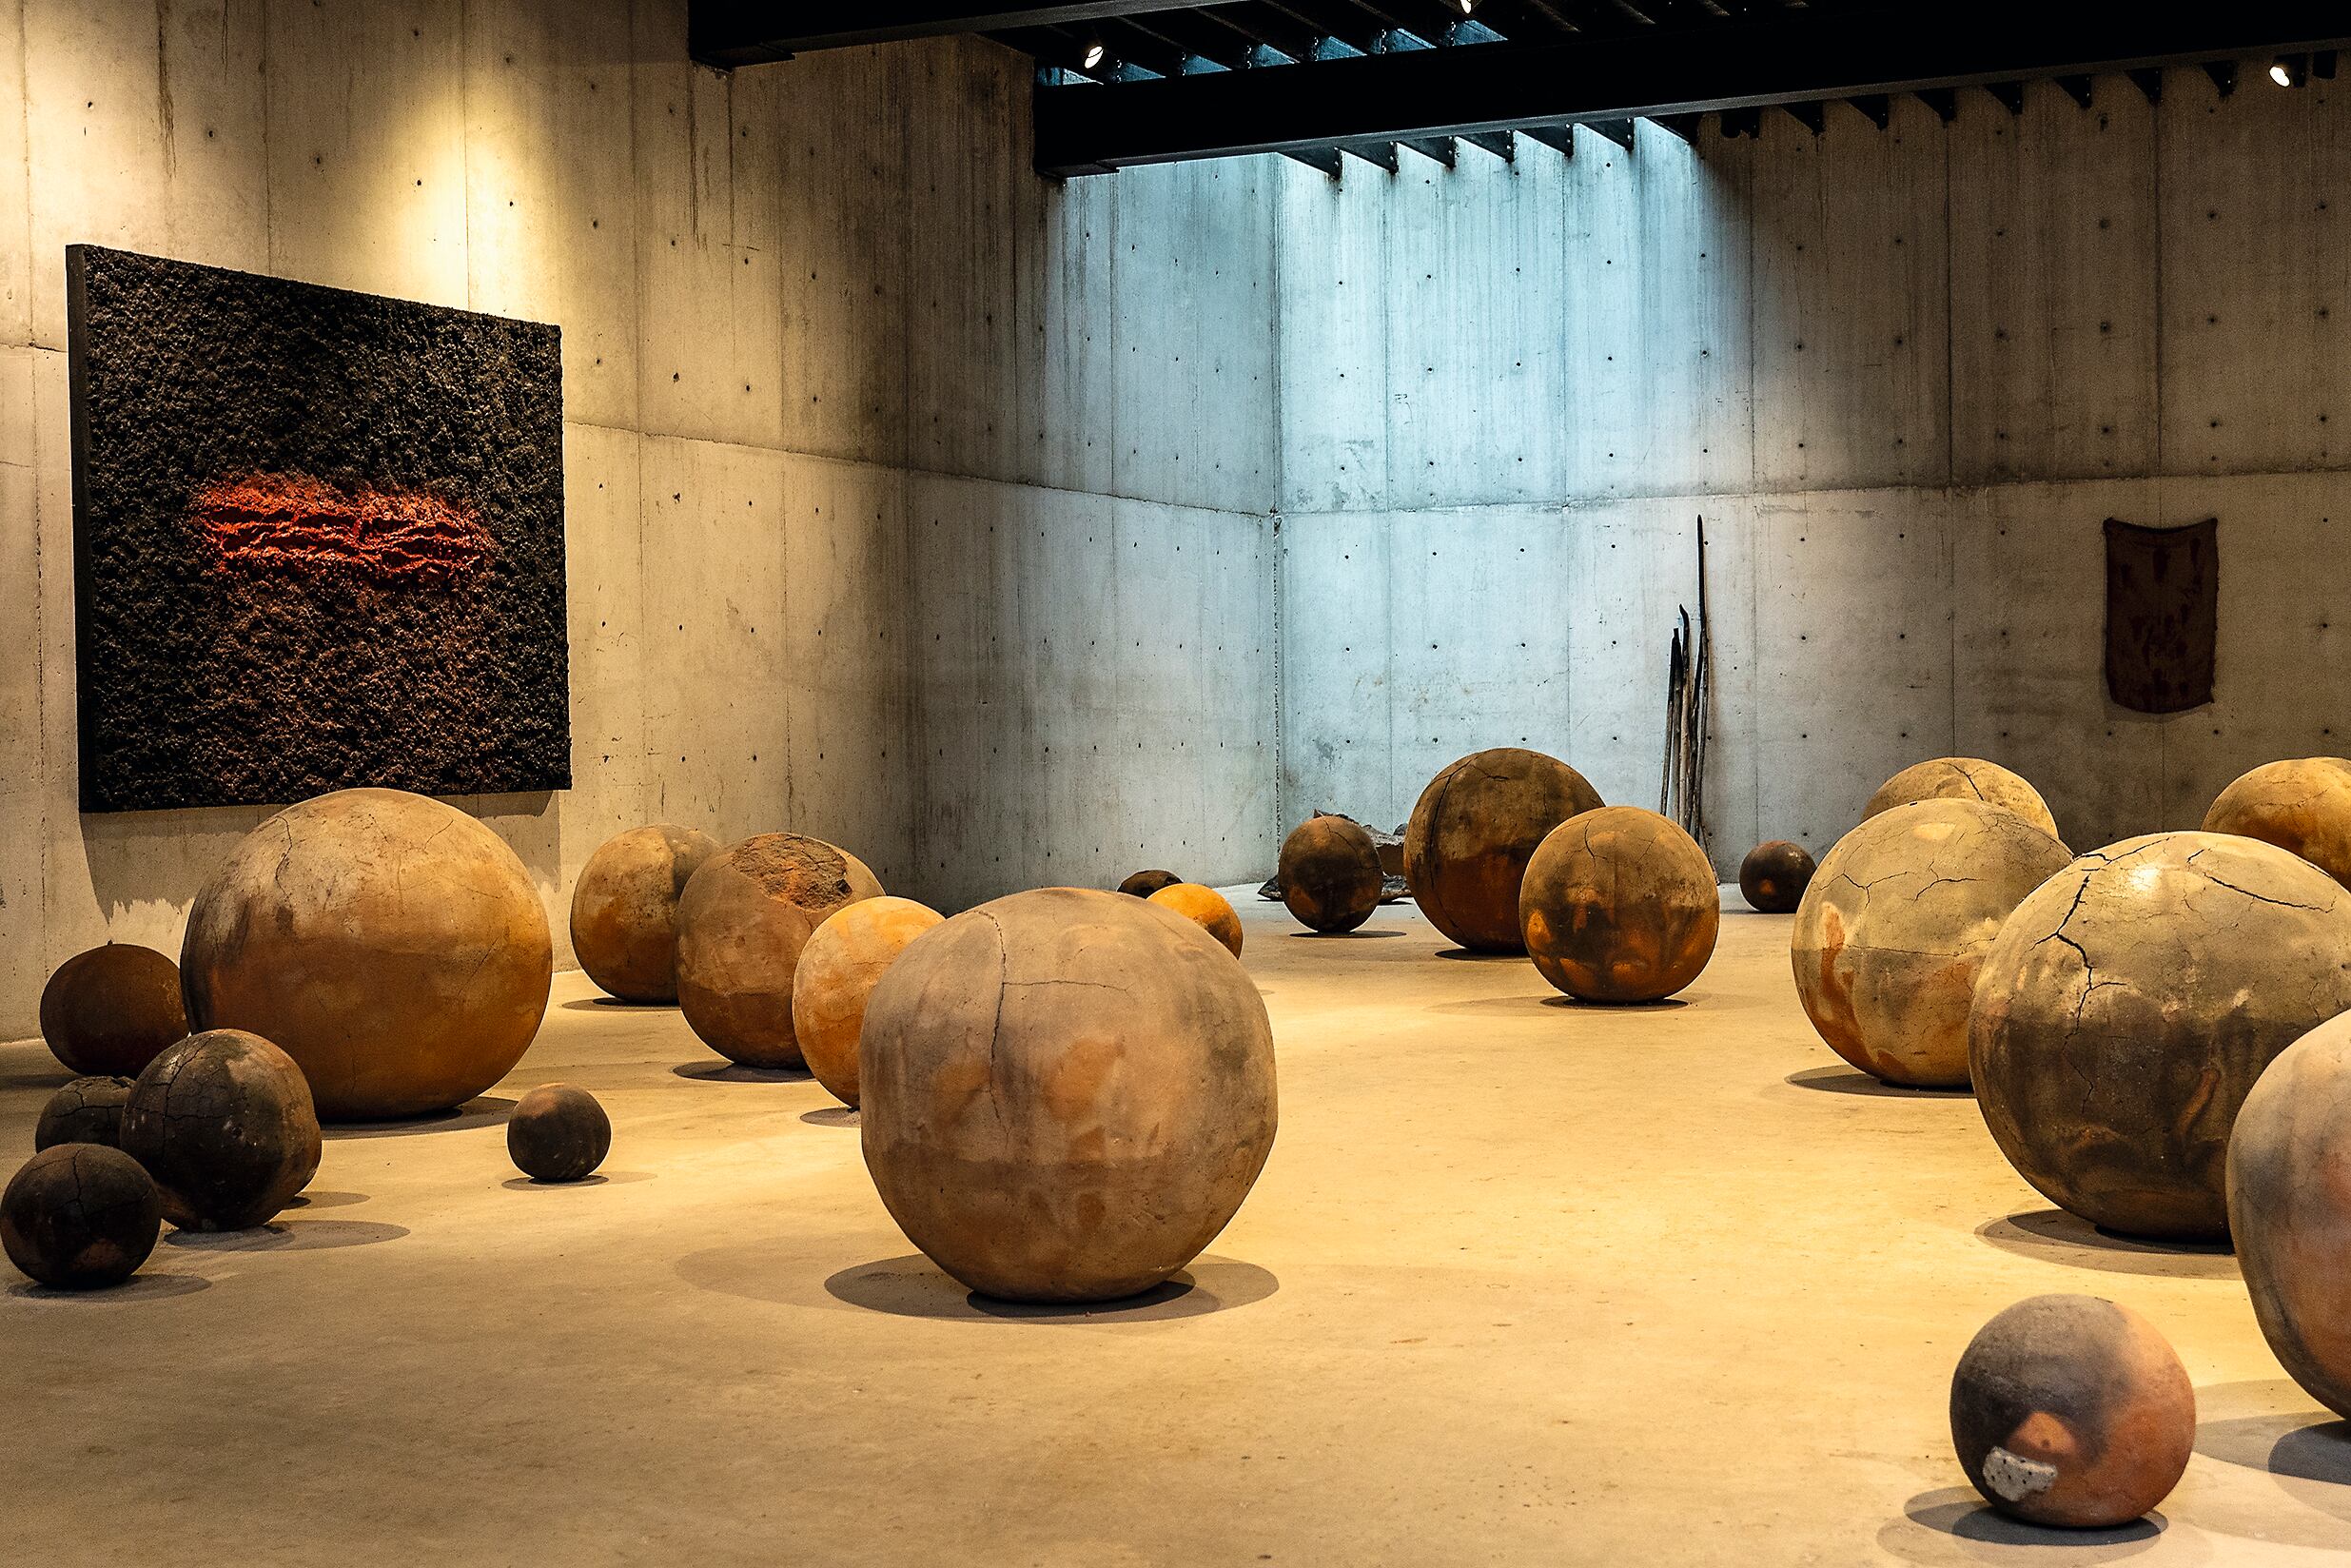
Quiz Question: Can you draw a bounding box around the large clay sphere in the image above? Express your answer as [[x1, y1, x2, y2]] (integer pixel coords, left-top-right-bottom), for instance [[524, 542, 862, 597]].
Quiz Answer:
[[791, 896, 944, 1107], [34, 1076, 135, 1151], [2, 1145, 163, 1289], [181, 788, 554, 1122], [1405, 748, 1605, 953], [1279, 816, 1383, 933], [38, 945, 186, 1077], [1739, 840, 1814, 913], [675, 833, 883, 1068], [119, 1029, 321, 1231], [1117, 869, 1181, 898], [1148, 882, 1244, 957], [506, 1084, 612, 1183], [1793, 801, 2071, 1088], [568, 824, 721, 1002], [2227, 1011, 2351, 1417], [1950, 1294, 2194, 1528], [861, 888, 1278, 1303], [1520, 808, 1719, 1003], [1865, 757, 2060, 839], [1970, 832, 2351, 1240], [2204, 756, 2351, 889]]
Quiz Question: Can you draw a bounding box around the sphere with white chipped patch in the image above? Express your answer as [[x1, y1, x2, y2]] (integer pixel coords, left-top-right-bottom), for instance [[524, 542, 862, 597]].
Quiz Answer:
[[1969, 831, 2351, 1241], [1790, 800, 2071, 1088], [2227, 1010, 2351, 1418], [1865, 756, 2060, 839], [1950, 1294, 2194, 1528]]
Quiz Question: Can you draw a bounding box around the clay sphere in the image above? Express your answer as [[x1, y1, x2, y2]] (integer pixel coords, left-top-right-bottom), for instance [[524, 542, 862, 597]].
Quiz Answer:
[[1278, 817, 1384, 934], [675, 833, 883, 1068], [1148, 882, 1244, 957], [568, 824, 721, 1003], [34, 1076, 136, 1151], [1405, 748, 1605, 953], [1739, 840, 1815, 913], [1117, 869, 1182, 898], [1950, 1294, 2194, 1528], [1520, 808, 1719, 1003], [1970, 832, 2351, 1240], [861, 887, 1278, 1303], [1864, 756, 2059, 839], [791, 897, 944, 1107], [1793, 801, 2072, 1088], [2203, 756, 2351, 889], [1, 1145, 162, 1290], [181, 788, 554, 1122], [38, 944, 186, 1078], [506, 1084, 612, 1183], [119, 1029, 321, 1232], [2227, 1011, 2351, 1418]]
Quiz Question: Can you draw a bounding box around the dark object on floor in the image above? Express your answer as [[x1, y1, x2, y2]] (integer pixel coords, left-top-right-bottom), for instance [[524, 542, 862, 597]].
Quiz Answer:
[[1117, 869, 1182, 898], [34, 1076, 136, 1151], [38, 944, 186, 1077], [2227, 1010, 2351, 1419], [1521, 808, 1718, 1002], [676, 833, 884, 1068], [119, 1029, 322, 1232], [1405, 749, 1605, 953], [1949, 1294, 2194, 1527], [1, 1144, 163, 1289], [1738, 841, 1814, 912], [570, 824, 722, 1003], [64, 246, 569, 810], [1278, 816, 1383, 933], [507, 1085, 613, 1183], [2104, 517, 2217, 715]]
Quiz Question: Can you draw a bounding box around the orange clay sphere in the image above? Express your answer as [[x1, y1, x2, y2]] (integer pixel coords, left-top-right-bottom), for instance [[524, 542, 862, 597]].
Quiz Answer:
[[791, 897, 945, 1107], [675, 833, 883, 1068], [2203, 756, 2351, 889], [1148, 882, 1244, 957]]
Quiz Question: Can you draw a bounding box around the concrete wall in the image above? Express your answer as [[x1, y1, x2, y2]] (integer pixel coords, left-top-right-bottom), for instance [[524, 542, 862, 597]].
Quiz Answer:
[[1277, 77, 2351, 871], [0, 0, 1279, 1032]]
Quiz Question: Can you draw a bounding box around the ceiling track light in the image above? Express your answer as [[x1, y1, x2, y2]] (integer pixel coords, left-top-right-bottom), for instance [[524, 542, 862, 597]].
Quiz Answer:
[[2272, 52, 2309, 88], [1076, 29, 1107, 71]]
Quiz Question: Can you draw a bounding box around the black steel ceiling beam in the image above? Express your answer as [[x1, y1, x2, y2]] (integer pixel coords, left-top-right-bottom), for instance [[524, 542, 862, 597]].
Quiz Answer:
[[692, 1, 1246, 66], [1034, 2, 2351, 173]]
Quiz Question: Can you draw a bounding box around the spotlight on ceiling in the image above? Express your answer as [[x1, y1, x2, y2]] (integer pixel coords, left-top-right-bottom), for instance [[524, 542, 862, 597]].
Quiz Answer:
[[2271, 53, 2308, 88], [1078, 30, 1107, 70], [1451, 0, 1478, 11]]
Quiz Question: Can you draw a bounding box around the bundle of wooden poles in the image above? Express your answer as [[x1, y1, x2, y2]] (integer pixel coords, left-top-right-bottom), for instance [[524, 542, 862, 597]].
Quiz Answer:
[[1659, 518, 1710, 843]]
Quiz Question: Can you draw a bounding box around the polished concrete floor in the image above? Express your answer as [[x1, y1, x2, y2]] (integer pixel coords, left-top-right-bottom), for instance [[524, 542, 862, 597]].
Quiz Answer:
[[5, 890, 2347, 1565]]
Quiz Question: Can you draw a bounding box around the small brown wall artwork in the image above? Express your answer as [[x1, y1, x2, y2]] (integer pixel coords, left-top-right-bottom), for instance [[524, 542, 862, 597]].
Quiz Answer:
[[65, 245, 568, 812], [2103, 519, 2217, 715]]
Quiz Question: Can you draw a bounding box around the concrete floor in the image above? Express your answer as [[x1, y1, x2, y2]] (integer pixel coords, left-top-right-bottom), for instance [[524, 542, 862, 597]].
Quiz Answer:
[[5, 890, 2347, 1566]]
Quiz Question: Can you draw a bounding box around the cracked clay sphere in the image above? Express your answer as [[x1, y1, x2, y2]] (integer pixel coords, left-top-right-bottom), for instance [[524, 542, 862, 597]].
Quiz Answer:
[[1278, 816, 1384, 934], [1792, 800, 2072, 1088], [2227, 1010, 2351, 1418], [1969, 832, 2351, 1241], [676, 833, 883, 1068], [2203, 756, 2351, 890], [1864, 757, 2060, 840], [120, 1029, 321, 1232], [2, 1144, 163, 1290], [1950, 1294, 2195, 1529], [1739, 840, 1815, 913], [860, 887, 1278, 1303], [1520, 808, 1719, 1003], [34, 1076, 136, 1151], [569, 824, 722, 1003], [792, 896, 945, 1107], [1405, 748, 1605, 953], [38, 944, 186, 1078], [1147, 882, 1244, 957], [182, 788, 555, 1122]]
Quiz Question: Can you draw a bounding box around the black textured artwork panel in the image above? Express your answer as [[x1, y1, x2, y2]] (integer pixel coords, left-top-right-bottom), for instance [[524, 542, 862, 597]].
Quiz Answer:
[[66, 245, 569, 812], [2104, 518, 2217, 715]]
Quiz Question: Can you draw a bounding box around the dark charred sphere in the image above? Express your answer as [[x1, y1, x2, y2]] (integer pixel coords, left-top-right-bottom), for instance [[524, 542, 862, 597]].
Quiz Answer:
[[1117, 869, 1182, 898], [1404, 748, 1605, 953], [38, 944, 186, 1078], [1520, 808, 1718, 1003], [34, 1076, 136, 1151], [119, 1029, 322, 1232], [506, 1085, 612, 1183], [1738, 840, 1815, 913], [2, 1144, 163, 1289], [1278, 816, 1384, 934]]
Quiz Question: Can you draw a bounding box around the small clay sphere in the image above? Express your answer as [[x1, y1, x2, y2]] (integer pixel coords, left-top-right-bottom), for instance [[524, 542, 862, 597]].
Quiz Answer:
[[34, 1076, 136, 1151], [675, 833, 883, 1068], [861, 888, 1278, 1303], [38, 944, 186, 1078], [1148, 882, 1244, 957], [1793, 800, 2072, 1088], [1, 1145, 162, 1290], [119, 1029, 321, 1232], [1739, 840, 1815, 913], [1864, 756, 2060, 839], [1970, 832, 2351, 1240], [1117, 869, 1182, 898], [2204, 756, 2351, 889], [791, 896, 945, 1107], [2227, 1011, 2351, 1418], [1520, 808, 1719, 1002], [568, 824, 721, 1002], [182, 788, 554, 1121], [1405, 748, 1604, 953], [1950, 1294, 2195, 1528], [506, 1085, 612, 1183], [1278, 816, 1383, 933]]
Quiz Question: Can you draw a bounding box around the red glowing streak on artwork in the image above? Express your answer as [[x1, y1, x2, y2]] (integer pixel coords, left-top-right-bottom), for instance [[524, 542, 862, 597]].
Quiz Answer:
[[191, 474, 489, 586]]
